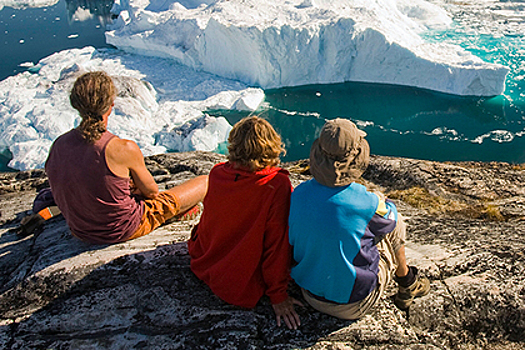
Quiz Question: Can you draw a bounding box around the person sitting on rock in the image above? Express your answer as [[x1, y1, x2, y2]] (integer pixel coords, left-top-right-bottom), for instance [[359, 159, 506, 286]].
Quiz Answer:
[[188, 116, 302, 330], [288, 118, 430, 319], [45, 71, 208, 245]]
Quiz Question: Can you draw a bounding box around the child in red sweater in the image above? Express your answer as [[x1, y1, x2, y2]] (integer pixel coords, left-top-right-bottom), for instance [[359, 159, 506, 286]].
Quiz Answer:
[[188, 116, 301, 330]]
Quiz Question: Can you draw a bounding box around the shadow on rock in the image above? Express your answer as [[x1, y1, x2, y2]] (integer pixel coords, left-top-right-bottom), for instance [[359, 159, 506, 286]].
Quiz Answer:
[[2, 242, 353, 349], [0, 214, 107, 296]]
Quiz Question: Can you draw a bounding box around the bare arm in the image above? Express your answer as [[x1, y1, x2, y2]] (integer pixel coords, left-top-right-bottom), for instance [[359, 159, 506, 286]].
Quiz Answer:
[[106, 138, 159, 199]]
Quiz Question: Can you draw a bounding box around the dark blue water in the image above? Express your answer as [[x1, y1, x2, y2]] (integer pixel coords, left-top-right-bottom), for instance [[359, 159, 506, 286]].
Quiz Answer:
[[1, 0, 524, 171], [0, 0, 113, 80]]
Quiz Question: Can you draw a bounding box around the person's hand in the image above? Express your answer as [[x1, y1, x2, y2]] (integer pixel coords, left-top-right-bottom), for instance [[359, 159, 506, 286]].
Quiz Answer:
[[272, 297, 303, 330]]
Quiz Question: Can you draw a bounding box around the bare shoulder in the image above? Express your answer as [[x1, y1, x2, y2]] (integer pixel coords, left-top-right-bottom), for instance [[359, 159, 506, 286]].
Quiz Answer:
[[106, 137, 143, 177], [107, 137, 142, 161]]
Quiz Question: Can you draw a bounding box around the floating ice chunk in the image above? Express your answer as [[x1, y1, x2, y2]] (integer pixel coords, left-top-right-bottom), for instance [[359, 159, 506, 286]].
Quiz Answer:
[[396, 0, 452, 29], [430, 127, 458, 136], [155, 114, 232, 152], [296, 0, 315, 9], [185, 116, 232, 152], [472, 129, 516, 144], [18, 62, 34, 68], [234, 88, 266, 111], [490, 130, 515, 143], [428, 0, 525, 40], [72, 7, 94, 22], [427, 127, 460, 140], [430, 127, 444, 135], [8, 140, 53, 171], [200, 88, 265, 111], [354, 120, 375, 129], [113, 75, 158, 111]]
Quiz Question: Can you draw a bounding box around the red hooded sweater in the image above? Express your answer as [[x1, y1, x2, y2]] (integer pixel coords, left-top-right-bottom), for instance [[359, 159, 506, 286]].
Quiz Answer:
[[188, 162, 292, 308]]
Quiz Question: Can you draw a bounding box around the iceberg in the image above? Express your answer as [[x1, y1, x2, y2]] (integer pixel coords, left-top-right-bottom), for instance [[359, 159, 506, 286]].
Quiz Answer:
[[0, 47, 264, 171], [106, 0, 509, 96]]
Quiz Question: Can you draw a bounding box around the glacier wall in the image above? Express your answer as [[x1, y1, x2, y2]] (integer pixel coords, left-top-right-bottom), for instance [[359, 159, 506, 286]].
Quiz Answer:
[[106, 0, 509, 96]]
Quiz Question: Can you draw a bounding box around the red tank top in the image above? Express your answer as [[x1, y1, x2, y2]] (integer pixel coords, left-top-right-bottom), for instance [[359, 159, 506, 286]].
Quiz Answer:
[[45, 129, 144, 244]]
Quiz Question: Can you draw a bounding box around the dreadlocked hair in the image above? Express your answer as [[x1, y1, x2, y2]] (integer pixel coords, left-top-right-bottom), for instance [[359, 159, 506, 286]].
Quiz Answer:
[[70, 71, 116, 143]]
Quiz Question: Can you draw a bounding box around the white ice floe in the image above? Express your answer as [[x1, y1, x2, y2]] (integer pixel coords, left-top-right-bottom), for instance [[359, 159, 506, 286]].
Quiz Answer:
[[0, 47, 264, 170], [471, 129, 525, 144], [106, 0, 509, 96], [71, 7, 94, 22]]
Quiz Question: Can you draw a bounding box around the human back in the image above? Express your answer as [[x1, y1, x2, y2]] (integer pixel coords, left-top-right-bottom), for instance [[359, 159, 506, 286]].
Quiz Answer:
[[188, 116, 302, 330], [46, 71, 145, 243], [289, 179, 381, 304], [189, 160, 292, 306], [45, 128, 143, 244], [288, 118, 430, 320], [45, 71, 208, 245]]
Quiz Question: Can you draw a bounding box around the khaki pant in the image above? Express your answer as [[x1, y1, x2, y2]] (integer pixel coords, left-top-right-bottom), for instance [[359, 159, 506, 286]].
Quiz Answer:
[[301, 215, 406, 320]]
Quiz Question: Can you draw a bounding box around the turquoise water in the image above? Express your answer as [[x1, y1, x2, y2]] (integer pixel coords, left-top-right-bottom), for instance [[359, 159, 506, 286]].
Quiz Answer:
[[423, 30, 525, 106], [1, 0, 524, 171], [222, 81, 525, 163]]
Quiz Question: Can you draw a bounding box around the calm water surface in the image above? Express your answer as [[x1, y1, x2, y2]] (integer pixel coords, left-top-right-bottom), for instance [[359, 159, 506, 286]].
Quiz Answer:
[[0, 0, 112, 80], [222, 82, 525, 163]]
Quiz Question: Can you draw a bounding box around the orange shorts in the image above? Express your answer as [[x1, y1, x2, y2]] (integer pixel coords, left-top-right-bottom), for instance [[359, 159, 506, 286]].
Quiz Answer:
[[128, 191, 181, 240]]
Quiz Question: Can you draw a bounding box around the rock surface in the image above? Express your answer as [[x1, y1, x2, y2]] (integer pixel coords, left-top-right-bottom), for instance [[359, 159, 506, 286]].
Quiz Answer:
[[0, 151, 524, 349]]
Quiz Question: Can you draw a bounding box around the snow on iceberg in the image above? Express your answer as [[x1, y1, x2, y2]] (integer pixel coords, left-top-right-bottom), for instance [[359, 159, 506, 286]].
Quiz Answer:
[[0, 46, 264, 171], [106, 0, 509, 96]]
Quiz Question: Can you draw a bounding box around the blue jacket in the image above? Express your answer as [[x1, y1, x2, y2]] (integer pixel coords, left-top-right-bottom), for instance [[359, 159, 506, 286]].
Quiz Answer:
[[289, 179, 398, 304]]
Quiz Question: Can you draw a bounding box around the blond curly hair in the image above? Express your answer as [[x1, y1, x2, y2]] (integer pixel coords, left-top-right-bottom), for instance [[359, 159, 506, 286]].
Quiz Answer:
[[227, 116, 285, 172], [70, 71, 116, 143]]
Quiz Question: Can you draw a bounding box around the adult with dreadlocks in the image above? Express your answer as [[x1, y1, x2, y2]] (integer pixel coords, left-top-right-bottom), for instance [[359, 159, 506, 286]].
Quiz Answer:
[[45, 71, 208, 244]]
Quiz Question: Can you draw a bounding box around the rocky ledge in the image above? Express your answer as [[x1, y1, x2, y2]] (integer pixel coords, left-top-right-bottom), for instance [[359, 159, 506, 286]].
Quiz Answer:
[[0, 151, 524, 350]]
